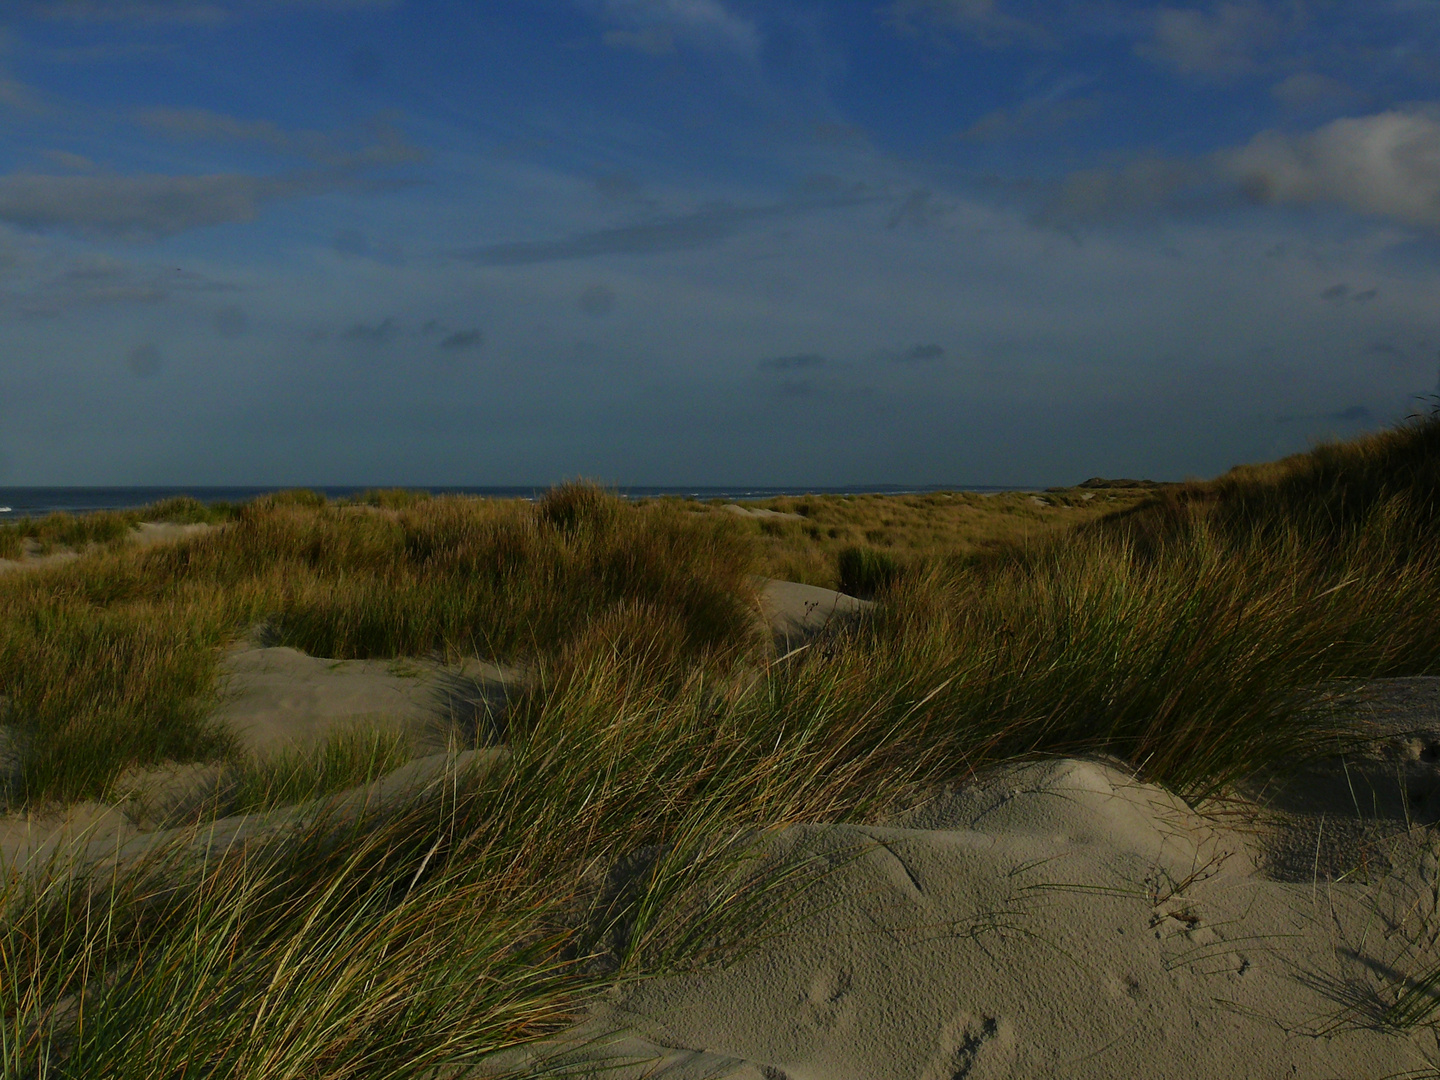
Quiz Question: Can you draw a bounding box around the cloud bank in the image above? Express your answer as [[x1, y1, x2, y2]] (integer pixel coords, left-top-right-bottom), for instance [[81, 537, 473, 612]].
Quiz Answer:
[[1226, 109, 1440, 231]]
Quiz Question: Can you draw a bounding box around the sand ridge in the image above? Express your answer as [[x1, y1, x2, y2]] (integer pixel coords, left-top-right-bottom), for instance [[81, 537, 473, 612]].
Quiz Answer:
[[491, 753, 1440, 1078]]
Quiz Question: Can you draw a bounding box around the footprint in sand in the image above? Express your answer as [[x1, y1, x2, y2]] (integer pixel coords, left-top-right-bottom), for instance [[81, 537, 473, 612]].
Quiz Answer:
[[921, 1012, 1015, 1080]]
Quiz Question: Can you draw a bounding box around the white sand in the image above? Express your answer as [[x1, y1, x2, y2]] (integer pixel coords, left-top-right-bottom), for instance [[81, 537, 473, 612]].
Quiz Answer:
[[755, 579, 871, 654], [215, 643, 518, 755], [489, 689, 1440, 1078]]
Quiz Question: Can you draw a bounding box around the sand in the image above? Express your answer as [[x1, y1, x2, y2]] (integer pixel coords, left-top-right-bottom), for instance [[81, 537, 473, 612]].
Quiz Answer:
[[755, 579, 871, 654], [215, 643, 517, 755], [0, 579, 862, 872], [483, 681, 1440, 1079], [7, 552, 1440, 1074]]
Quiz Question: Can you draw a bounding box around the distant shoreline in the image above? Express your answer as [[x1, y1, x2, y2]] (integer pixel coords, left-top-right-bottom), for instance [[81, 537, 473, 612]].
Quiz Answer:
[[0, 483, 1035, 519]]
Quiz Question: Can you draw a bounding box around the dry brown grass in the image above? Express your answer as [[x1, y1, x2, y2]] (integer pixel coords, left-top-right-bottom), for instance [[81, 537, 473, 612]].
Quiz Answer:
[[702, 488, 1153, 587], [0, 484, 759, 805]]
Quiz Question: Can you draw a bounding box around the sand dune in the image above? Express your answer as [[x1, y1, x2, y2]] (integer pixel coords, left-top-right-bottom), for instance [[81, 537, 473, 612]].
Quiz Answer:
[[8, 565, 1439, 1076], [755, 579, 871, 654], [490, 727, 1440, 1078], [0, 580, 864, 874]]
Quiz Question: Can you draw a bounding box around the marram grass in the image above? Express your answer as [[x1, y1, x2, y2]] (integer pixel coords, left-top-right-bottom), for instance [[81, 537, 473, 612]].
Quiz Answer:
[[0, 484, 758, 804], [2, 418, 1440, 1074]]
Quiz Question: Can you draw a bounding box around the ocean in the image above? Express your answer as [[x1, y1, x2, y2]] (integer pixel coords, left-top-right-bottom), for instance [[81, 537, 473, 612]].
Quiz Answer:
[[0, 484, 1011, 519]]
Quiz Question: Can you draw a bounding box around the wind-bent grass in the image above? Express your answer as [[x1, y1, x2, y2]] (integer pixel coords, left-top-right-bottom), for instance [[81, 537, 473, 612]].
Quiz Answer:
[[224, 726, 416, 814], [0, 483, 759, 804], [3, 418, 1440, 1073], [730, 487, 1153, 587], [0, 637, 930, 1079]]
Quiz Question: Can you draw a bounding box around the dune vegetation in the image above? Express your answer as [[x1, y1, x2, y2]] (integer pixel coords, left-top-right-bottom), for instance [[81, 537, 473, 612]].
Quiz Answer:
[[1, 415, 1439, 1076], [715, 485, 1152, 590]]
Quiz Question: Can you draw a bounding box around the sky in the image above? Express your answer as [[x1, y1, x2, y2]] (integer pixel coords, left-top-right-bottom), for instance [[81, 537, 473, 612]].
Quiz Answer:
[[0, 0, 1437, 487]]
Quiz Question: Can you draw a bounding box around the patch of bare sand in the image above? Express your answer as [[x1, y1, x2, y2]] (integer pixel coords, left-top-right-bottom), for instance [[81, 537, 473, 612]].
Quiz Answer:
[[755, 579, 870, 654], [215, 642, 519, 756], [483, 682, 1440, 1079]]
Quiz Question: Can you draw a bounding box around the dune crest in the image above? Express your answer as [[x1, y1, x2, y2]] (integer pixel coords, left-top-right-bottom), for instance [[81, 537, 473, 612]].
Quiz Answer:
[[495, 756, 1440, 1078]]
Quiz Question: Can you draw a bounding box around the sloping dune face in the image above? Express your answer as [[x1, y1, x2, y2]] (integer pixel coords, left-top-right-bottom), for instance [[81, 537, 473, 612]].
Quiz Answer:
[[498, 759, 1440, 1079]]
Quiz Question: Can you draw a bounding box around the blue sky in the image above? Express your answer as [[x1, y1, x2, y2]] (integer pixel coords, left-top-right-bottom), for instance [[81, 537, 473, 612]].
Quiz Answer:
[[0, 0, 1436, 486]]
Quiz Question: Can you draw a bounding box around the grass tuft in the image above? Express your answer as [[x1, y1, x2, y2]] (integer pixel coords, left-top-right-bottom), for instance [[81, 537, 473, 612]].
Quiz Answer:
[[224, 726, 416, 813], [837, 544, 900, 598]]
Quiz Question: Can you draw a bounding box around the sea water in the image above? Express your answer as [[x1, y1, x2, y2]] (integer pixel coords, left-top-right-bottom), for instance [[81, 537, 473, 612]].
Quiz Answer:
[[0, 484, 1012, 519]]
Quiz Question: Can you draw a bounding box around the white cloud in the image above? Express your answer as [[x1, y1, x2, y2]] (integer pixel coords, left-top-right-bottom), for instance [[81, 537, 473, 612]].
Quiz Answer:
[[601, 0, 761, 58], [1029, 107, 1440, 235], [1225, 108, 1440, 230], [1137, 2, 1282, 77]]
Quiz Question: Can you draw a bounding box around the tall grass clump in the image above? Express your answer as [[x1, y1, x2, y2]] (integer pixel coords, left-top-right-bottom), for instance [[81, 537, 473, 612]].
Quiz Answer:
[[350, 488, 433, 511], [136, 495, 238, 525], [0, 496, 237, 562], [0, 482, 759, 805], [0, 575, 237, 803], [836, 545, 900, 599], [813, 522, 1433, 798], [1106, 411, 1440, 560], [0, 510, 136, 556], [233, 482, 758, 662], [225, 726, 416, 813]]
